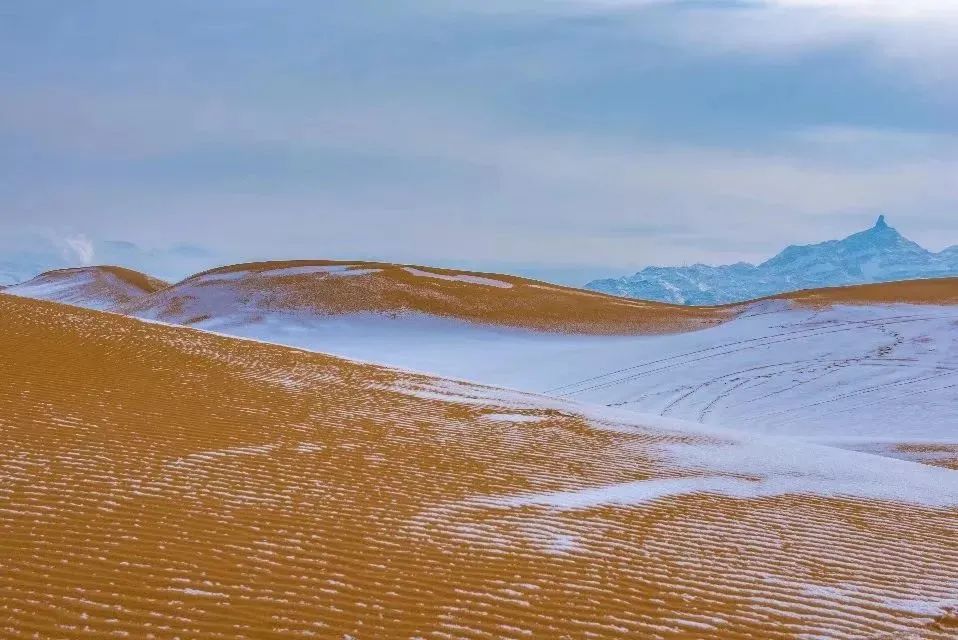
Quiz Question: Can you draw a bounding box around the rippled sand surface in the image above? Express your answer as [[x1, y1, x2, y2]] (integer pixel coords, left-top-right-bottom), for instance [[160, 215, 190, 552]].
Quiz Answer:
[[2, 295, 957, 639]]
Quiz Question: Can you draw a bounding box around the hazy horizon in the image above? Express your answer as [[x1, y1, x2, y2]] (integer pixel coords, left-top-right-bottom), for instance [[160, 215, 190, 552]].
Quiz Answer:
[[2, 1, 956, 284], [3, 213, 954, 288]]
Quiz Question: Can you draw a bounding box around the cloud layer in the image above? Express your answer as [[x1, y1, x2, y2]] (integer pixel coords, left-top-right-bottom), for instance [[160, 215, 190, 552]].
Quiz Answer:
[[0, 1, 955, 284]]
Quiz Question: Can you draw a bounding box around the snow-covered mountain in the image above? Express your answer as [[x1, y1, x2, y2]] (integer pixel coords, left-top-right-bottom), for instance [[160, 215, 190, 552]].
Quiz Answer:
[[586, 216, 958, 304]]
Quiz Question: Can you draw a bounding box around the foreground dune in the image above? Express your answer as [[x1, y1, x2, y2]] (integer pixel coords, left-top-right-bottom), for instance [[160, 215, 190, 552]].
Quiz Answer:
[[3, 265, 168, 311], [2, 295, 958, 638]]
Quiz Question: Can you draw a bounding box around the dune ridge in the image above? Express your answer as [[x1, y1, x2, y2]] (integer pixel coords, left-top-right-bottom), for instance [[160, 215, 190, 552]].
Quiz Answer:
[[8, 260, 958, 337], [117, 259, 735, 335]]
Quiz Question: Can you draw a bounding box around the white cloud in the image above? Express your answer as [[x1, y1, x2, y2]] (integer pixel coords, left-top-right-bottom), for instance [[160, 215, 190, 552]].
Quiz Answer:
[[544, 0, 958, 21], [765, 1, 958, 22], [473, 0, 958, 84], [1, 1, 955, 280], [3, 86, 956, 270], [59, 234, 95, 266]]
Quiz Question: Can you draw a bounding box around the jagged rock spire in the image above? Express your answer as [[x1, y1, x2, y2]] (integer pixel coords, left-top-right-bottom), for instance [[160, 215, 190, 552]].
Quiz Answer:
[[875, 214, 888, 229]]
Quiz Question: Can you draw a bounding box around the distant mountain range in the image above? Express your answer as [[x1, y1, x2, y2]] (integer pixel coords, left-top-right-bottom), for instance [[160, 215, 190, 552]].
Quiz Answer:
[[586, 216, 958, 305]]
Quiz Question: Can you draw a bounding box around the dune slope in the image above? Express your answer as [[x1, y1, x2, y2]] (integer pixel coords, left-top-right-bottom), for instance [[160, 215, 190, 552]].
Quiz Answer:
[[2, 265, 168, 311], [3, 295, 958, 638], [107, 265, 958, 460]]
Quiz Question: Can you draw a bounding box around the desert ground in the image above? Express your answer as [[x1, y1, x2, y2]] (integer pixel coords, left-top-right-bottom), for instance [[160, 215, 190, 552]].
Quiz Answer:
[[2, 265, 958, 638]]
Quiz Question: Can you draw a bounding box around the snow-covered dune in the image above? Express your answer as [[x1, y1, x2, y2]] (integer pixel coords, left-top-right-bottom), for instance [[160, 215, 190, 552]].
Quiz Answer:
[[218, 301, 958, 440], [3, 294, 958, 638], [19, 259, 958, 466], [107, 268, 958, 469], [2, 265, 168, 311], [116, 259, 732, 334]]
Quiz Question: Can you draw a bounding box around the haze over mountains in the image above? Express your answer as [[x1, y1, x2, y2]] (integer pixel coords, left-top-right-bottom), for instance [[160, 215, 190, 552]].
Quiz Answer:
[[587, 216, 958, 305]]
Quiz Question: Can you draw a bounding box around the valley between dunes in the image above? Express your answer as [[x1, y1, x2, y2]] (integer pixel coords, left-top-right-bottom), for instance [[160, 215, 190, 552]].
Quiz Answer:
[[3, 262, 958, 638]]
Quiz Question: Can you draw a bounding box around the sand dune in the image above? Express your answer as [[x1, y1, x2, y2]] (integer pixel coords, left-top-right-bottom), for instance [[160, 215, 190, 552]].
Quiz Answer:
[[183, 300, 958, 471], [13, 260, 958, 335], [76, 262, 953, 458], [13, 260, 956, 468], [2, 294, 958, 638], [2, 265, 168, 311], [115, 259, 733, 334], [11, 262, 958, 467], [773, 277, 958, 306]]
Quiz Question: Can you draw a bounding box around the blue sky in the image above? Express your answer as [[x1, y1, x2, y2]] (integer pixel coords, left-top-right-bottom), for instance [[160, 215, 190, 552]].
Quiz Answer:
[[1, 0, 956, 283]]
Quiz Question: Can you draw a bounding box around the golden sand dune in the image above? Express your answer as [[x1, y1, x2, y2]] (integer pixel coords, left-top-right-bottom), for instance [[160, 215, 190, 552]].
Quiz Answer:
[[2, 265, 168, 311], [116, 260, 733, 334], [2, 294, 958, 639], [13, 260, 958, 338], [116, 260, 958, 339], [773, 277, 958, 307], [881, 443, 958, 471]]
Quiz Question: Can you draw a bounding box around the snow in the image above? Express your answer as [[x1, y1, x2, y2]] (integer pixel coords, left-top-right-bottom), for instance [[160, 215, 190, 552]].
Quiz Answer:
[[165, 304, 958, 509], [4, 272, 99, 303], [547, 534, 578, 553], [188, 270, 251, 284], [490, 424, 958, 509], [499, 477, 762, 509], [172, 588, 228, 598], [480, 413, 546, 423], [118, 294, 958, 509], [880, 596, 958, 617], [188, 304, 958, 443], [662, 436, 958, 506], [191, 265, 381, 284], [261, 265, 382, 278], [402, 267, 513, 288], [145, 297, 958, 505], [3, 271, 135, 311]]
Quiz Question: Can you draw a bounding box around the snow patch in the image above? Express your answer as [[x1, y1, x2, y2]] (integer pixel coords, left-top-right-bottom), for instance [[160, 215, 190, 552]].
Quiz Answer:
[[192, 264, 381, 284], [496, 436, 958, 510], [480, 413, 547, 423], [403, 267, 513, 288]]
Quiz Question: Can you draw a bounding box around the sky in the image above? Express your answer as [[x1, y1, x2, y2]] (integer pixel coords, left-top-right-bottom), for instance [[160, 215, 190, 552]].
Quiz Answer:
[[1, 0, 957, 284]]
